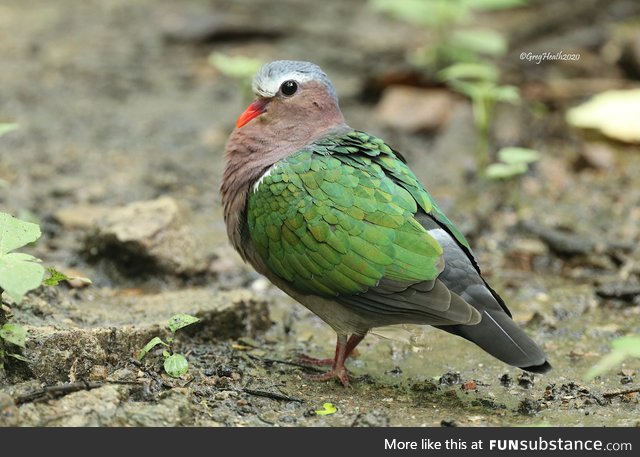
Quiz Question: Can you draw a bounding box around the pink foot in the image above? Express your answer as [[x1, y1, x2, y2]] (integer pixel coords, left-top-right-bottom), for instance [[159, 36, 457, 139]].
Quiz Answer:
[[297, 353, 333, 366], [298, 334, 365, 388], [303, 367, 351, 387]]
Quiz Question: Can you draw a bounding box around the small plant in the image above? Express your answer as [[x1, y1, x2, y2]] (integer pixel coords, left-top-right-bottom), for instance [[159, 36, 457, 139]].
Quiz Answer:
[[0, 212, 88, 302], [370, 0, 533, 175], [0, 212, 45, 304], [438, 63, 520, 168], [0, 210, 93, 372], [138, 313, 200, 378], [485, 147, 541, 180], [585, 336, 640, 381], [43, 267, 92, 287], [370, 0, 525, 70], [0, 320, 28, 371], [0, 123, 19, 137], [209, 53, 263, 102]]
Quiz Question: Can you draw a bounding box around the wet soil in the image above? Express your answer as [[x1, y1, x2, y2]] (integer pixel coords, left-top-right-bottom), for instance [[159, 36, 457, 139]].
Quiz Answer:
[[1, 0, 639, 426]]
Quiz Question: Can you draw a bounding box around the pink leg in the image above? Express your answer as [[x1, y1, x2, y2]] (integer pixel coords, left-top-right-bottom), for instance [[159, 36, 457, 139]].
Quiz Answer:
[[303, 334, 365, 387]]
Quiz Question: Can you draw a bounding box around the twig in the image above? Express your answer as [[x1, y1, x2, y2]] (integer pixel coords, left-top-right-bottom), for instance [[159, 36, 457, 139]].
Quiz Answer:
[[241, 388, 304, 403], [14, 380, 142, 405], [602, 388, 640, 399], [246, 354, 325, 373]]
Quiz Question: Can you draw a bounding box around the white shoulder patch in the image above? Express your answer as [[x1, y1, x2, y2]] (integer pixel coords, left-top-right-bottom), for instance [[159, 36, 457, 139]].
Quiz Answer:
[[252, 164, 279, 193]]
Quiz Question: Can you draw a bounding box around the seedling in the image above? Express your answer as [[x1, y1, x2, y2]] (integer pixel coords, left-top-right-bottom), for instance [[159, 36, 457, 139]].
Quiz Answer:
[[485, 147, 541, 180], [209, 53, 263, 102], [585, 336, 640, 381], [439, 63, 520, 168], [0, 322, 28, 371], [0, 210, 93, 372], [371, 1, 531, 172], [138, 313, 200, 378], [370, 0, 525, 70], [43, 267, 92, 287], [0, 123, 19, 137], [0, 212, 45, 304]]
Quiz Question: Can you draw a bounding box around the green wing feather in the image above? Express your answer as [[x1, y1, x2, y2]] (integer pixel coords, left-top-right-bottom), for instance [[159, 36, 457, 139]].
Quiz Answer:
[[248, 130, 463, 298]]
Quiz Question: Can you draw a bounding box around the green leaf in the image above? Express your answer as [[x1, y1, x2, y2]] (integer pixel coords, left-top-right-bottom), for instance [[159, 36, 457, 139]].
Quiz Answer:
[[0, 212, 41, 255], [497, 147, 541, 165], [0, 253, 45, 303], [43, 267, 92, 287], [485, 162, 528, 179], [585, 336, 640, 380], [451, 29, 507, 56], [464, 0, 527, 11], [492, 85, 520, 103], [209, 53, 263, 80], [439, 63, 499, 83], [0, 323, 27, 348], [371, 0, 468, 26], [43, 267, 72, 286], [164, 353, 189, 378], [167, 314, 200, 333], [315, 402, 337, 416], [137, 336, 168, 360], [7, 352, 29, 362], [0, 123, 19, 137]]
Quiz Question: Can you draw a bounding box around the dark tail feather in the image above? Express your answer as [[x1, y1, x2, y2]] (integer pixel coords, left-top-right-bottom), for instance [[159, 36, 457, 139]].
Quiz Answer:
[[438, 309, 551, 373]]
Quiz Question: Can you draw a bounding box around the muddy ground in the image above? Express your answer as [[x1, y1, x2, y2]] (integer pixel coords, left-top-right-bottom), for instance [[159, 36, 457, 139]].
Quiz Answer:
[[1, 0, 639, 426]]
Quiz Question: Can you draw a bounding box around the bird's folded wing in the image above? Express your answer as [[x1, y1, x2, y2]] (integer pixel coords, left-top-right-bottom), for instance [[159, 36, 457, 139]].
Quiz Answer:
[[247, 131, 480, 326]]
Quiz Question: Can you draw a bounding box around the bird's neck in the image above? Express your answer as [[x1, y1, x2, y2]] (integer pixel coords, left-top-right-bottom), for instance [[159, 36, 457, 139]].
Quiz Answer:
[[221, 112, 348, 262]]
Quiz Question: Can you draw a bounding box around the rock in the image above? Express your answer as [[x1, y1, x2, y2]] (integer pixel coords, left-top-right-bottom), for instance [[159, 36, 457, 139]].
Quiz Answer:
[[575, 143, 616, 171], [352, 411, 390, 427], [54, 204, 111, 230], [505, 238, 549, 271], [517, 372, 535, 389], [13, 384, 195, 426], [22, 288, 270, 383], [375, 86, 458, 132], [517, 398, 540, 416], [596, 282, 640, 303], [499, 373, 513, 387], [439, 371, 462, 386], [84, 196, 207, 276], [24, 326, 156, 384], [0, 392, 20, 426], [116, 389, 194, 426], [461, 380, 477, 391]]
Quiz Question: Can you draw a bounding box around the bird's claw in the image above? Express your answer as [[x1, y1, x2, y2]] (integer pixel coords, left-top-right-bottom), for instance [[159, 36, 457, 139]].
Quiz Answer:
[[303, 367, 351, 387]]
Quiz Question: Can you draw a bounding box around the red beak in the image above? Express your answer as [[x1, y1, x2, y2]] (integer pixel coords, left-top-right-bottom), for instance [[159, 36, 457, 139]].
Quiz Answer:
[[236, 99, 268, 128]]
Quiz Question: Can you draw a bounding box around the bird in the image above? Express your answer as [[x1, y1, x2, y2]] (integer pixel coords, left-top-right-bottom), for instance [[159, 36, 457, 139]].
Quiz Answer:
[[221, 60, 551, 386]]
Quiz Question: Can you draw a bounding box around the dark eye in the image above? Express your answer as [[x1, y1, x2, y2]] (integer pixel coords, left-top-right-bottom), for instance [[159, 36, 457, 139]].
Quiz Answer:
[[280, 80, 298, 96]]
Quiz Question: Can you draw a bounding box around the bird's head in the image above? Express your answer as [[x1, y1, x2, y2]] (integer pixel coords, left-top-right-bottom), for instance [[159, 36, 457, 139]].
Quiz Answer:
[[235, 60, 343, 129]]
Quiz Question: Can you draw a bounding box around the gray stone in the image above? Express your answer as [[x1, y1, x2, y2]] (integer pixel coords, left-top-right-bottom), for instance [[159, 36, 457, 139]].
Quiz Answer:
[[84, 196, 207, 276]]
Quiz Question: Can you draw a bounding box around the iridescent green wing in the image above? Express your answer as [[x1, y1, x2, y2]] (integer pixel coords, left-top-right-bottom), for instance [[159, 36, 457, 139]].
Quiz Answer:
[[317, 131, 473, 252], [247, 141, 443, 298]]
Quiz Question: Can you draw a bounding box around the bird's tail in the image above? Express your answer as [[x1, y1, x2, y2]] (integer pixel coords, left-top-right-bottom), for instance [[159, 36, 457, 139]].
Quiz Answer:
[[438, 308, 551, 373]]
